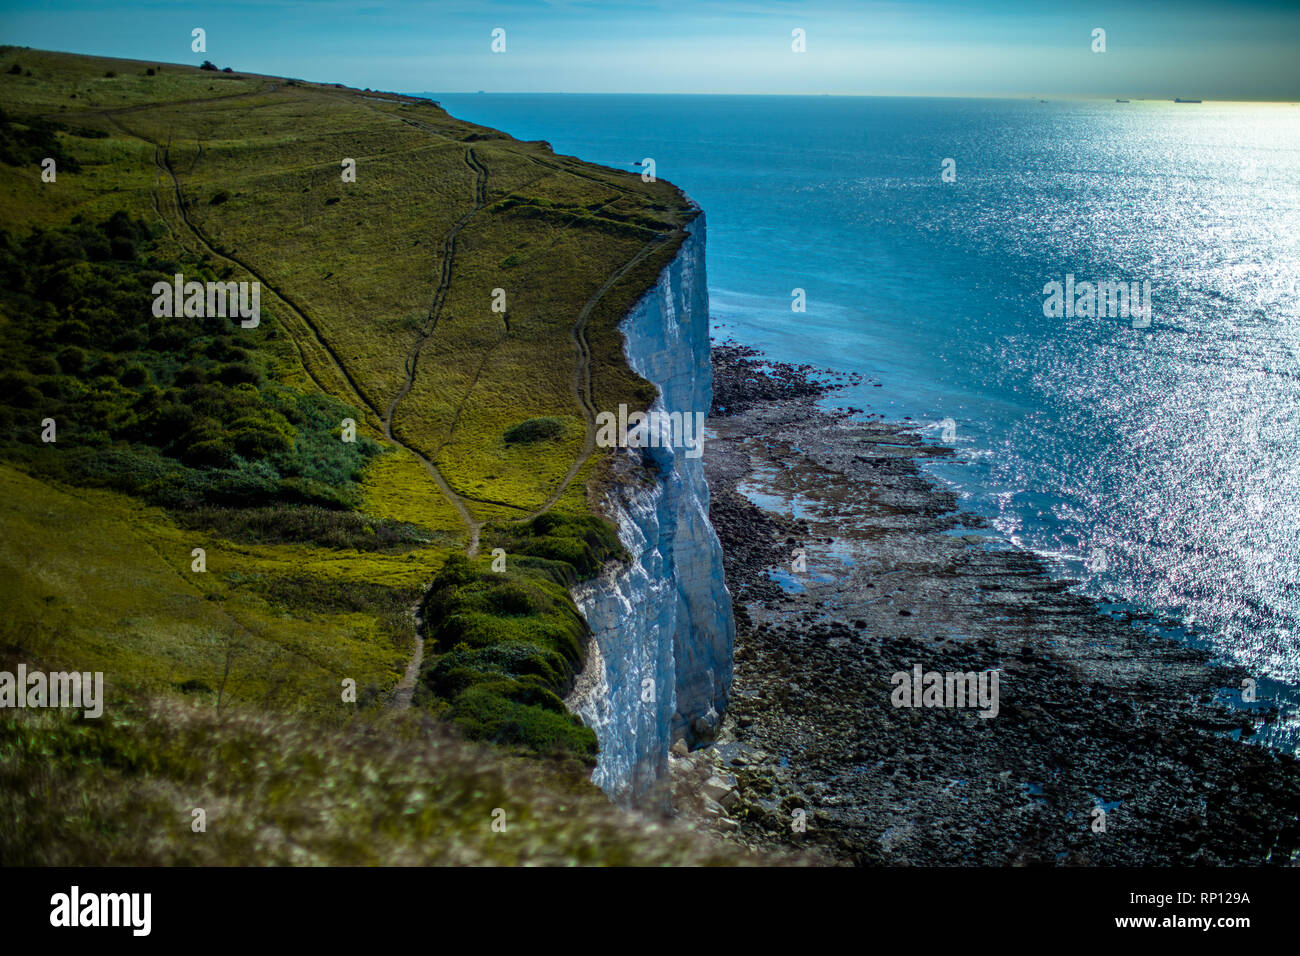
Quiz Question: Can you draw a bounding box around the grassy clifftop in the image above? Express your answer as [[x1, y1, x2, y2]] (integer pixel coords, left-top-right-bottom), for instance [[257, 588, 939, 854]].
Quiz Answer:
[[0, 46, 692, 520], [0, 48, 717, 864]]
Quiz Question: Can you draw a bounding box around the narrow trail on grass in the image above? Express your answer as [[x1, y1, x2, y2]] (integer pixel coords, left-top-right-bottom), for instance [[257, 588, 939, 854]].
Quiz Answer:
[[147, 134, 442, 709], [390, 622, 423, 709], [383, 146, 489, 560], [152, 140, 379, 415], [104, 108, 487, 710], [369, 103, 694, 523], [54, 85, 273, 125], [517, 230, 682, 521], [102, 94, 688, 712], [104, 109, 380, 417], [333, 96, 510, 552], [110, 109, 487, 561]]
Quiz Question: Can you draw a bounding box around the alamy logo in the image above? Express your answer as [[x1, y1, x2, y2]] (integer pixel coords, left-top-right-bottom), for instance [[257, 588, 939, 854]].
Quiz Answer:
[[595, 403, 706, 459], [1042, 274, 1151, 328], [152, 273, 261, 328], [50, 886, 151, 936], [0, 665, 103, 718], [890, 664, 1000, 717]]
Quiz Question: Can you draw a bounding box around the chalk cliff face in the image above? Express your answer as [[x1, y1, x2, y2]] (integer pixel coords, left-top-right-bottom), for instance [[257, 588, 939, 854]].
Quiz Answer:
[[565, 212, 734, 803]]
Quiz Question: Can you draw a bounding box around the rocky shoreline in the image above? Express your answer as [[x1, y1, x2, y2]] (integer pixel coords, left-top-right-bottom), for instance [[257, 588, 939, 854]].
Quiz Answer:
[[672, 342, 1300, 866]]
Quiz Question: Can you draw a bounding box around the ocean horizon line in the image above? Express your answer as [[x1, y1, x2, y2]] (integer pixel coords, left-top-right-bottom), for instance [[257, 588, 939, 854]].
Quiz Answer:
[[416, 91, 1300, 104]]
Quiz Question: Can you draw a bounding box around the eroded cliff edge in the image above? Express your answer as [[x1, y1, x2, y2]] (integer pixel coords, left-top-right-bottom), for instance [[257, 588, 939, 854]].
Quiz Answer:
[[565, 212, 735, 803]]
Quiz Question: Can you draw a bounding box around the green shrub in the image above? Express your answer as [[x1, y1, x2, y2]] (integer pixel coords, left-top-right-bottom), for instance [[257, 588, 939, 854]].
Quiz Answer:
[[230, 421, 293, 458], [183, 436, 235, 468], [120, 364, 149, 387], [490, 511, 625, 577], [55, 346, 86, 374], [445, 685, 596, 756], [428, 641, 571, 695], [503, 416, 565, 444]]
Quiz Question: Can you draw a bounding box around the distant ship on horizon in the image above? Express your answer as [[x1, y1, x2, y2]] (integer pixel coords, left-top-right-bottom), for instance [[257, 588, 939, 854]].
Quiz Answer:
[[1174, 97, 1203, 103]]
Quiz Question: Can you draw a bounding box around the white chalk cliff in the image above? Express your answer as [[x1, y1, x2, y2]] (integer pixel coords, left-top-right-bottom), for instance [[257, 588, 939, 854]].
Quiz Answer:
[[565, 211, 734, 804]]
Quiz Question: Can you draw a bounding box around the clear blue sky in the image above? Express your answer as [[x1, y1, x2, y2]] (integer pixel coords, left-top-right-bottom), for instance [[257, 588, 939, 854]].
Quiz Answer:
[[1, 0, 1297, 98]]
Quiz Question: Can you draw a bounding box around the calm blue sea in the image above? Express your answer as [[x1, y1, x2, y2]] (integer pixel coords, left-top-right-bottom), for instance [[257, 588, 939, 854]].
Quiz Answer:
[[428, 93, 1300, 747]]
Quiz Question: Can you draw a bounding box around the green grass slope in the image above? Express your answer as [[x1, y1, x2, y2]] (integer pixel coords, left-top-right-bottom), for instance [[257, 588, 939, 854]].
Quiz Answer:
[[0, 47, 726, 865]]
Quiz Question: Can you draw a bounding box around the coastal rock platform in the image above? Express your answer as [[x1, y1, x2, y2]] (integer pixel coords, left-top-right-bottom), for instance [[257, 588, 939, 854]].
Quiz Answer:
[[688, 343, 1300, 866]]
